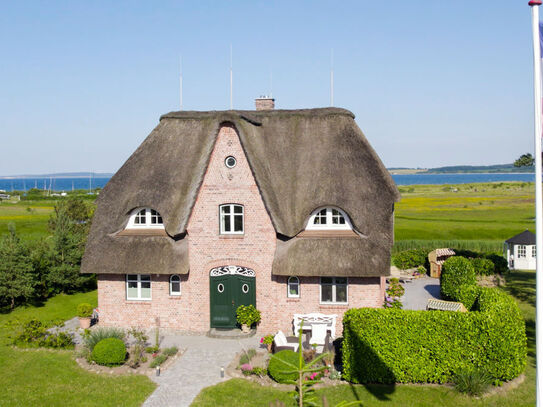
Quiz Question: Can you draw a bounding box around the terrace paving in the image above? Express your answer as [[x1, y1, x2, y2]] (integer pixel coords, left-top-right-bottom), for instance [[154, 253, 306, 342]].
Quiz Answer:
[[143, 334, 261, 407], [402, 276, 441, 310]]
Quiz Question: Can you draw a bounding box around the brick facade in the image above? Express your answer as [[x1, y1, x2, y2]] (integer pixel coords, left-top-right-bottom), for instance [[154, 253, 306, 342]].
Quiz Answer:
[[97, 123, 384, 337]]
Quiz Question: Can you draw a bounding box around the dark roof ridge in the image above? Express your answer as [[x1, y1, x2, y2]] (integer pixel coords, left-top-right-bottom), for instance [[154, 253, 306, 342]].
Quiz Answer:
[[160, 107, 355, 121]]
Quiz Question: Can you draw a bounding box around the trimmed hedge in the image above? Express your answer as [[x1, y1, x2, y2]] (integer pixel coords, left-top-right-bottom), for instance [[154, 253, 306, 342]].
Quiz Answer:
[[455, 284, 480, 311], [440, 256, 476, 300], [268, 350, 303, 383], [91, 337, 126, 366], [469, 258, 494, 276], [342, 287, 526, 384], [392, 249, 428, 270]]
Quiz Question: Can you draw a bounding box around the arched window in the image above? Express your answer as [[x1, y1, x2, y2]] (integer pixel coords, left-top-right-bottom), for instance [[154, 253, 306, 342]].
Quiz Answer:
[[287, 276, 299, 298], [170, 275, 181, 296], [219, 204, 244, 234], [127, 208, 164, 229], [306, 207, 352, 230]]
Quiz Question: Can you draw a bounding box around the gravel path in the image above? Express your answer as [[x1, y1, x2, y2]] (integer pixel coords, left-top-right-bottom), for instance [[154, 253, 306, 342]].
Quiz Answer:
[[143, 334, 261, 407], [402, 277, 440, 310]]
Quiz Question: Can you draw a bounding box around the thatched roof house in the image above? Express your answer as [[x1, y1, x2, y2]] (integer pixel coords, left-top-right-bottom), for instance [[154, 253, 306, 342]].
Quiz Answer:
[[82, 101, 400, 335]]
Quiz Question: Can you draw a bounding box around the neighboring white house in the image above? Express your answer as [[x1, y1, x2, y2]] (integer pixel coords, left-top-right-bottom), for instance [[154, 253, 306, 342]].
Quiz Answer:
[[505, 230, 536, 270]]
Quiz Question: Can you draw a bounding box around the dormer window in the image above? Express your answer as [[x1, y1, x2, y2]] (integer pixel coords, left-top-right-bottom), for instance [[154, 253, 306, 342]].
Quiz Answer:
[[306, 207, 352, 230], [127, 208, 164, 229]]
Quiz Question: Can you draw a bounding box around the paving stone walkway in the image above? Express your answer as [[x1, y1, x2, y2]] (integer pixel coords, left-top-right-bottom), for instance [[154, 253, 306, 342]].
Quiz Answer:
[[143, 334, 261, 407], [402, 276, 440, 310]]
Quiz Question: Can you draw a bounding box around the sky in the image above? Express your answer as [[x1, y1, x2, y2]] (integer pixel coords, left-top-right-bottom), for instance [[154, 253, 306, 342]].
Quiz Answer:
[[0, 1, 538, 175]]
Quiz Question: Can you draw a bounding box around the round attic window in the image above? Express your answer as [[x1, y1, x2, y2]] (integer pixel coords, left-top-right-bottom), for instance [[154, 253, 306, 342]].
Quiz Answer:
[[225, 156, 237, 168]]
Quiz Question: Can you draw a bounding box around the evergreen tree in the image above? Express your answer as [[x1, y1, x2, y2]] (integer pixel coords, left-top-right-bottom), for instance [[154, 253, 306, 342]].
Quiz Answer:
[[0, 224, 36, 309], [47, 197, 95, 294]]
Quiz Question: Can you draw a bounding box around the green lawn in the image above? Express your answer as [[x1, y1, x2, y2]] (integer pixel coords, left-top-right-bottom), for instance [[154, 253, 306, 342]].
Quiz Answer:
[[0, 290, 156, 406], [192, 270, 536, 406]]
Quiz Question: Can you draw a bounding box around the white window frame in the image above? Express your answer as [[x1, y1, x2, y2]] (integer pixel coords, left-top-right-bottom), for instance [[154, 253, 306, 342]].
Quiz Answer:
[[287, 276, 300, 298], [518, 245, 527, 258], [127, 208, 164, 229], [319, 277, 348, 304], [219, 204, 244, 234], [126, 274, 152, 301], [532, 245, 537, 258], [169, 274, 181, 296], [306, 207, 353, 230]]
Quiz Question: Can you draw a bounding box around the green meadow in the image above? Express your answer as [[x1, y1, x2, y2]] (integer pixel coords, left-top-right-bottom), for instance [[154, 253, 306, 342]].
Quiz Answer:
[[0, 199, 57, 239]]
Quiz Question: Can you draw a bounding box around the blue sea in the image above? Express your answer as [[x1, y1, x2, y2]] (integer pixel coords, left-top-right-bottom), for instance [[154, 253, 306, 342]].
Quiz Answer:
[[0, 173, 536, 192]]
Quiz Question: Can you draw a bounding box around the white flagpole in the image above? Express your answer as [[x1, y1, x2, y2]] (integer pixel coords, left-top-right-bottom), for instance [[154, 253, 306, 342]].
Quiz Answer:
[[529, 1, 543, 406], [330, 48, 334, 107], [230, 44, 233, 109], [179, 56, 183, 110]]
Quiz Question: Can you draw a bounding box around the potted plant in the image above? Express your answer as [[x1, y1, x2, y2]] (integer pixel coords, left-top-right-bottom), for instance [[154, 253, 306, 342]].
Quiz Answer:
[[236, 305, 261, 333], [260, 334, 274, 352], [77, 303, 93, 329]]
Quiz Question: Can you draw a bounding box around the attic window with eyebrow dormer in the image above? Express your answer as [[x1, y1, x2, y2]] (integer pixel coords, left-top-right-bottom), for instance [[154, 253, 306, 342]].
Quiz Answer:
[[127, 208, 164, 229], [306, 207, 352, 230]]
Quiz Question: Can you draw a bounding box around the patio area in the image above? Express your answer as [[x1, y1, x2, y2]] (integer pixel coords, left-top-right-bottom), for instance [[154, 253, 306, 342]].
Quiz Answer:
[[402, 276, 441, 310]]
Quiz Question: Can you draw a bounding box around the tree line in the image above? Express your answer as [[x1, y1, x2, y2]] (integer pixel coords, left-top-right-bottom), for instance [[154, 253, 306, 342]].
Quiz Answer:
[[0, 197, 96, 310]]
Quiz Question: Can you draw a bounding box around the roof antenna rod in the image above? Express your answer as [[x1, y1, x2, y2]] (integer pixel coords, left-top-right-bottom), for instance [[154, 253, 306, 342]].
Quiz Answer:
[[179, 56, 183, 110], [230, 44, 233, 109], [270, 68, 273, 98], [330, 48, 334, 107]]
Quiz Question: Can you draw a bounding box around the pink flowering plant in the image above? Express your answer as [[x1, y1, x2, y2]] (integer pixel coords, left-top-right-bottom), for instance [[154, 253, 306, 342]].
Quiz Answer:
[[260, 335, 274, 345], [240, 363, 253, 376]]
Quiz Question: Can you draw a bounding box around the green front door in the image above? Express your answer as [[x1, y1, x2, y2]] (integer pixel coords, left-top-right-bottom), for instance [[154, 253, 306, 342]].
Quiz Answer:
[[210, 266, 256, 329]]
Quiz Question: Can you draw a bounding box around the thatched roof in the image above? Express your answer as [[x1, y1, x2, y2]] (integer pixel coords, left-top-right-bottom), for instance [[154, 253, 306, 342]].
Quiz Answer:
[[81, 107, 399, 276]]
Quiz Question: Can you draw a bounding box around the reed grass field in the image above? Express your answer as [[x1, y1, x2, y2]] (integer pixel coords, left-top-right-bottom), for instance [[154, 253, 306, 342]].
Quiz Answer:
[[0, 182, 535, 253]]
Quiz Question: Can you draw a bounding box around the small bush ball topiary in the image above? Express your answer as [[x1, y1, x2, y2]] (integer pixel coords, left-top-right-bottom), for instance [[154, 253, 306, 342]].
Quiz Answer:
[[91, 337, 126, 366], [77, 303, 93, 318], [268, 350, 303, 383]]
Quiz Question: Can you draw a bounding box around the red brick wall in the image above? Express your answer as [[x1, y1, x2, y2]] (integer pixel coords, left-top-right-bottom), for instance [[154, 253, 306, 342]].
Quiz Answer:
[[97, 124, 384, 336]]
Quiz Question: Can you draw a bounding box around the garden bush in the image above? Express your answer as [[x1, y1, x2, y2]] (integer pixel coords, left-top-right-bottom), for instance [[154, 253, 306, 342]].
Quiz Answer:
[[485, 253, 508, 274], [77, 303, 93, 318], [83, 327, 125, 351], [268, 350, 304, 383], [440, 256, 476, 301], [342, 287, 526, 384], [12, 319, 74, 349], [91, 337, 126, 366], [392, 249, 428, 270], [469, 258, 494, 276], [149, 354, 168, 368], [455, 285, 480, 311]]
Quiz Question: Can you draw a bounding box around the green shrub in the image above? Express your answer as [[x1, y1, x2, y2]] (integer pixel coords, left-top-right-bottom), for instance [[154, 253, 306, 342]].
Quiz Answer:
[[145, 346, 159, 354], [342, 287, 526, 384], [440, 256, 476, 301], [162, 346, 178, 357], [416, 265, 427, 275], [456, 285, 480, 311], [12, 319, 74, 349], [485, 253, 508, 274], [454, 368, 493, 396], [236, 305, 261, 326], [91, 338, 126, 366], [470, 258, 494, 276], [83, 327, 125, 351], [77, 303, 93, 318], [149, 354, 168, 368], [392, 249, 428, 270], [268, 350, 304, 383]]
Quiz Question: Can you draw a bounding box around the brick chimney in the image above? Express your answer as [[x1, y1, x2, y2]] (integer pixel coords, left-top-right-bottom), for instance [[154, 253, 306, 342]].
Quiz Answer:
[[255, 96, 275, 111]]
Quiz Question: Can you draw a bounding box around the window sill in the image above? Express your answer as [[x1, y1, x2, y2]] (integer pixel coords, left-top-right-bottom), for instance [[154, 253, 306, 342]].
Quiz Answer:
[[219, 234, 245, 239], [287, 298, 300, 302], [125, 299, 152, 304], [319, 302, 348, 307]]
